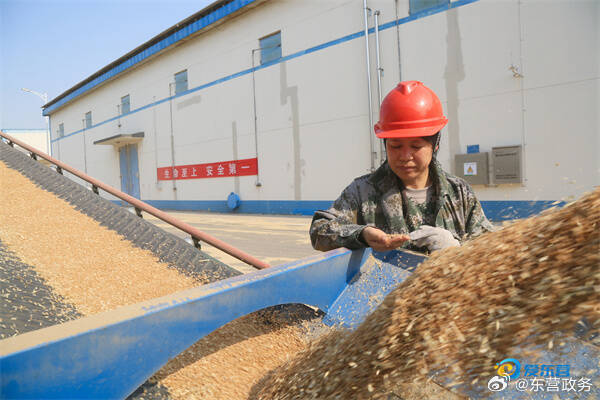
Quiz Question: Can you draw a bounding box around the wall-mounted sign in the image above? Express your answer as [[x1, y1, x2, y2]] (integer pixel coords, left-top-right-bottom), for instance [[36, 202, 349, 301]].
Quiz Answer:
[[467, 144, 480, 154], [455, 153, 489, 185], [157, 157, 258, 181], [463, 162, 477, 176]]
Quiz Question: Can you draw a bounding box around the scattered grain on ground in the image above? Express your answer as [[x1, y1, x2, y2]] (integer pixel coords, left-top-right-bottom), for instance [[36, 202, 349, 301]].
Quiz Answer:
[[144, 212, 319, 273]]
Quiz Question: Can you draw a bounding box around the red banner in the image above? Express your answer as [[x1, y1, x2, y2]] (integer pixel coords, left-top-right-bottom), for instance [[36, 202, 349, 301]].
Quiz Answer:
[[157, 157, 258, 181]]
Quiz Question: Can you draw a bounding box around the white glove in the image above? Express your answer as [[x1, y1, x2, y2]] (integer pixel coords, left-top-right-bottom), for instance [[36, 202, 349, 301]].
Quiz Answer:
[[409, 225, 460, 252]]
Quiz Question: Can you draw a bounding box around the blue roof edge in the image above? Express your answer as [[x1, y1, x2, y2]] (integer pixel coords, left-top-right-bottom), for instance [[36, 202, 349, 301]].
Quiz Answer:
[[43, 0, 258, 116]]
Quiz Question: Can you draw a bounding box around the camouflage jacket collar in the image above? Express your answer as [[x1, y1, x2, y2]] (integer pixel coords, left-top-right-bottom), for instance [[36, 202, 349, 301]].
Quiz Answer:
[[370, 159, 451, 192], [368, 160, 453, 213]]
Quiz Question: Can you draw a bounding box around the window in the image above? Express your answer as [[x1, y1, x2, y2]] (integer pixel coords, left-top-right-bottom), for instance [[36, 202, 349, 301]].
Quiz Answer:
[[259, 31, 281, 65], [409, 0, 448, 14], [58, 123, 64, 138], [174, 70, 188, 95], [121, 95, 130, 114], [85, 111, 92, 129]]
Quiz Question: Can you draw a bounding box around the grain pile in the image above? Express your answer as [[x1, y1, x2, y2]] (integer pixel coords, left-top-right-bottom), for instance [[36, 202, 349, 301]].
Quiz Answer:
[[0, 161, 198, 315], [1, 161, 313, 398], [147, 309, 314, 400], [253, 188, 600, 399]]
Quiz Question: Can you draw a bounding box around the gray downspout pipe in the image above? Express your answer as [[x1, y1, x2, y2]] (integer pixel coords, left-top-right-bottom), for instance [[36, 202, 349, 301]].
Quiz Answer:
[[374, 10, 385, 164], [374, 11, 383, 105], [363, 0, 376, 171], [168, 82, 178, 199], [46, 116, 52, 157], [395, 0, 402, 82], [82, 119, 88, 174], [55, 127, 61, 160], [251, 49, 262, 187]]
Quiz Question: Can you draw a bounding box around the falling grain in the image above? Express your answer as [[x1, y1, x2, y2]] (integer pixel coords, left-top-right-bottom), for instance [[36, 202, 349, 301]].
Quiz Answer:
[[253, 188, 600, 399]]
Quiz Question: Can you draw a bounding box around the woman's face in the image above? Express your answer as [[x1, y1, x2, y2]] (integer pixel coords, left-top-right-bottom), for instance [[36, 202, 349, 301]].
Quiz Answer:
[[386, 137, 434, 188]]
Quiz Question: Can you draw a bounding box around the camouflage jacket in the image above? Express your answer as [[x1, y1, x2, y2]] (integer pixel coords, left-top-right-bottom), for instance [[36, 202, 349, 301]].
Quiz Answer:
[[310, 160, 493, 252]]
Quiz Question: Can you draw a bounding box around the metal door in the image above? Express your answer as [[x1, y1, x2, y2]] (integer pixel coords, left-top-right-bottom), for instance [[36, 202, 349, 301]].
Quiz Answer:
[[119, 144, 141, 199]]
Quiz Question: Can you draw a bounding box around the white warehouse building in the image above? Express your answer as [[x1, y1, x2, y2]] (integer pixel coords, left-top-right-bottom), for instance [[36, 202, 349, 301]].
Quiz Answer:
[[43, 0, 599, 220]]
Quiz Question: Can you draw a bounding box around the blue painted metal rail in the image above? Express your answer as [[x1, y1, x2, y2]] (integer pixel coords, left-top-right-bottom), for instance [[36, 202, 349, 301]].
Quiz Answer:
[[0, 248, 423, 399]]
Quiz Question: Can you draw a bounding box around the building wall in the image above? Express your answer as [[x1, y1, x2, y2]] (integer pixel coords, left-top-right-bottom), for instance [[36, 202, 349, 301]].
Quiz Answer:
[[3, 129, 48, 154], [48, 0, 599, 218]]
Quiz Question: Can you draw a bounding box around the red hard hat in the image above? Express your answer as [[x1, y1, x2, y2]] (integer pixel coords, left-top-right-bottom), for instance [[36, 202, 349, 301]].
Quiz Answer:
[[374, 81, 448, 138]]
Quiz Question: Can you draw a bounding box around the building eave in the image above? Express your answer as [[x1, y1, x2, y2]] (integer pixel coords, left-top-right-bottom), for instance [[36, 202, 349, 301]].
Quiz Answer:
[[43, 0, 267, 116]]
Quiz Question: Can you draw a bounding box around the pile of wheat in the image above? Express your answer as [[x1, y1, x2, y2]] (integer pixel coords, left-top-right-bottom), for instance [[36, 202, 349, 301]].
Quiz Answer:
[[253, 188, 599, 399], [1, 162, 313, 399]]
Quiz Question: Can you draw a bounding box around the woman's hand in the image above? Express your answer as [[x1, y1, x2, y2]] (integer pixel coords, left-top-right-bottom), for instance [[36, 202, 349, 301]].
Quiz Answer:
[[360, 226, 410, 252]]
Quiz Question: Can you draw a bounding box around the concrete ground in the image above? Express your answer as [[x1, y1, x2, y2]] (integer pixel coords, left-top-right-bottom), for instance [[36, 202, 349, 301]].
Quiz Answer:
[[144, 212, 321, 274], [145, 211, 508, 274]]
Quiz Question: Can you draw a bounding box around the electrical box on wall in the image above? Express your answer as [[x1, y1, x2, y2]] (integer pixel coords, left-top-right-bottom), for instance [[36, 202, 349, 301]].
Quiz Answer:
[[455, 152, 489, 185], [492, 145, 522, 184]]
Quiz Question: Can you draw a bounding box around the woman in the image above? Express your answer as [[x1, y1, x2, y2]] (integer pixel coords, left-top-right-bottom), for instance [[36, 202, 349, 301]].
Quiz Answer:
[[310, 81, 493, 253]]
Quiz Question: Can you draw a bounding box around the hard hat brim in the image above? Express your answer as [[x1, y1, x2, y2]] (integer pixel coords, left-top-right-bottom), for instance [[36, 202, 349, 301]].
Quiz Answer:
[[375, 122, 447, 139]]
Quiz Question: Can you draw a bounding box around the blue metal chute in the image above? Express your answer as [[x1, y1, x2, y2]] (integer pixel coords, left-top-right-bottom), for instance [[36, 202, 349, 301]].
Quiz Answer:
[[323, 250, 424, 328], [0, 248, 423, 399], [1, 248, 597, 399]]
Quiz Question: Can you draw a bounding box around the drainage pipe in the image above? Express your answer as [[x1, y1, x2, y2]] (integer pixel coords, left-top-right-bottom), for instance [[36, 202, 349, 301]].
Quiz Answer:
[[374, 10, 386, 163], [394, 0, 403, 82], [82, 119, 88, 174], [251, 48, 262, 186], [363, 0, 376, 171], [374, 10, 383, 105], [168, 82, 178, 199]]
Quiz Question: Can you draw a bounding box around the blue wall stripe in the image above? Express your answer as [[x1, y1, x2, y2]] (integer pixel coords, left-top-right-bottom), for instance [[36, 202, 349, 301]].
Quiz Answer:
[[140, 200, 333, 216], [50, 0, 480, 142], [480, 200, 565, 221], [122, 199, 563, 221]]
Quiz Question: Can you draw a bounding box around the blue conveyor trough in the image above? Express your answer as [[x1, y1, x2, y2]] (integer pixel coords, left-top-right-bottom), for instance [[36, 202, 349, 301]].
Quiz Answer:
[[1, 248, 598, 399]]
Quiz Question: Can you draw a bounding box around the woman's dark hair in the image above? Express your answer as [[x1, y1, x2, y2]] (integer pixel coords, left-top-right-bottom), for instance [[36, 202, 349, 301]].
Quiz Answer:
[[425, 132, 441, 158], [383, 131, 441, 158], [424, 132, 440, 149]]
